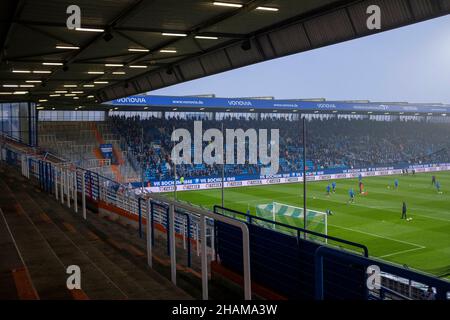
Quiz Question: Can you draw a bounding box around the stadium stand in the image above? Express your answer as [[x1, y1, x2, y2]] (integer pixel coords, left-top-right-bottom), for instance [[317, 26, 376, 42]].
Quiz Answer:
[[108, 115, 450, 182], [38, 121, 138, 183]]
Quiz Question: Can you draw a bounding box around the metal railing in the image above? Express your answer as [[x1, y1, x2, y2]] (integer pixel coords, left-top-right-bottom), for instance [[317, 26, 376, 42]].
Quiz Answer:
[[1, 138, 250, 300], [214, 205, 369, 257]]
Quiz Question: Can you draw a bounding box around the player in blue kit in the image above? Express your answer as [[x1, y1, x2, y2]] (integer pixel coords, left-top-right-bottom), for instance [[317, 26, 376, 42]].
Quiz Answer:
[[436, 181, 442, 193], [326, 184, 331, 196], [332, 181, 337, 193], [394, 179, 399, 190], [348, 188, 355, 204]]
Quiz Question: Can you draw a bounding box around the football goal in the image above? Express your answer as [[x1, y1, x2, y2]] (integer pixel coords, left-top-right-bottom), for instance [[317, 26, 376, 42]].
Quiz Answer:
[[255, 202, 328, 242]]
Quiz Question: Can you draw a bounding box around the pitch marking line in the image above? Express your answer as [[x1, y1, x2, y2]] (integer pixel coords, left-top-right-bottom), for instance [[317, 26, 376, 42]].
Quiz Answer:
[[328, 223, 425, 249], [379, 247, 426, 259]]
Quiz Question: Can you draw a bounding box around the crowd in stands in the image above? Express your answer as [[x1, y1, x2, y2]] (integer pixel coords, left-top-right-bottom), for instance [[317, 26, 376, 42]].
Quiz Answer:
[[108, 115, 450, 182]]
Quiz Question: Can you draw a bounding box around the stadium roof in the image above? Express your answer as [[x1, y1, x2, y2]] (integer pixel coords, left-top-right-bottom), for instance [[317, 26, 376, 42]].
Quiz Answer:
[[1, 0, 449, 105], [36, 94, 450, 115], [104, 95, 450, 114]]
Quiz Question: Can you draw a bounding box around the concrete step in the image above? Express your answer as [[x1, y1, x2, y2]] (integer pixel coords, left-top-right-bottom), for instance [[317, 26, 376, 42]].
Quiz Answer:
[[0, 165, 191, 300], [0, 171, 74, 299], [32, 188, 190, 299], [0, 207, 38, 300], [3, 180, 127, 299]]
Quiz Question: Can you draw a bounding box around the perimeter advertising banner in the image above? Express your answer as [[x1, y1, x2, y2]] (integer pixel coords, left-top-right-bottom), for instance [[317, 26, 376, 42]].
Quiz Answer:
[[134, 163, 450, 194], [106, 95, 450, 114]]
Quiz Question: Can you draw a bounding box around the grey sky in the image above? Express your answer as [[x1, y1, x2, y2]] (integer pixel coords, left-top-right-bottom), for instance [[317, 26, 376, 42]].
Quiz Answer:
[[152, 14, 450, 104]]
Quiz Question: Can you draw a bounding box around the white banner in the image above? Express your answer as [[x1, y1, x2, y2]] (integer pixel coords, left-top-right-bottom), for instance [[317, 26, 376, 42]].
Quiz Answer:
[[136, 165, 450, 194]]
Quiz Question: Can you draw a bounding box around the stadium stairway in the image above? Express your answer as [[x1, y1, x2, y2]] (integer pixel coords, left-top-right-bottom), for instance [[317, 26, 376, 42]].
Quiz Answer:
[[0, 164, 192, 300], [91, 122, 126, 183]]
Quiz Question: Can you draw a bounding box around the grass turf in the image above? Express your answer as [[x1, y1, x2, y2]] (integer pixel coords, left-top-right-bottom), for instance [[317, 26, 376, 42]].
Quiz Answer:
[[168, 171, 450, 279]]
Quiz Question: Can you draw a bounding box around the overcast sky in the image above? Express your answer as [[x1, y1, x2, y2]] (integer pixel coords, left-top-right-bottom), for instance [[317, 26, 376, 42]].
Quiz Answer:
[[152, 14, 450, 104]]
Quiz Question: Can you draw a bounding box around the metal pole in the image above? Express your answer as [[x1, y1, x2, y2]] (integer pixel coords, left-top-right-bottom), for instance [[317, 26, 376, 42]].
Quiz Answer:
[[174, 162, 177, 200], [242, 226, 252, 300], [221, 122, 225, 208], [302, 117, 307, 231], [408, 279, 412, 298], [201, 216, 208, 300], [182, 218, 187, 250], [66, 169, 71, 208], [211, 223, 216, 261], [169, 203, 176, 285], [138, 198, 143, 238], [22, 155, 25, 176], [81, 171, 86, 220], [44, 163, 48, 193], [186, 215, 191, 268], [173, 125, 177, 200], [48, 163, 51, 193], [25, 157, 29, 178], [196, 224, 200, 257], [74, 170, 78, 213], [39, 161, 42, 189], [60, 166, 64, 205], [146, 199, 152, 268], [54, 166, 58, 201], [141, 127, 144, 193]]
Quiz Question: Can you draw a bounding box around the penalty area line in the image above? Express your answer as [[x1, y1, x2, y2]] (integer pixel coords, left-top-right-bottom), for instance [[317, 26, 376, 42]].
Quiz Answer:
[[379, 247, 426, 259], [328, 223, 425, 249]]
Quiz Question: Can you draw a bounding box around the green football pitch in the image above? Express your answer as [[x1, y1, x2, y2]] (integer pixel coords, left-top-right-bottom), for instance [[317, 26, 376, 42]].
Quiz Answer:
[[167, 171, 450, 279]]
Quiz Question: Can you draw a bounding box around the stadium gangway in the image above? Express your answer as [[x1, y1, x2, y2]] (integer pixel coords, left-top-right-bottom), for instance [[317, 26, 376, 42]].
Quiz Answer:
[[315, 246, 450, 300], [213, 205, 369, 257]]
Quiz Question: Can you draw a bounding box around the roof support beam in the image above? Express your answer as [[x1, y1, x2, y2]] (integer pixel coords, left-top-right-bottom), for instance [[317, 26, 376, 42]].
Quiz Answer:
[[14, 20, 247, 39], [4, 49, 74, 61], [20, 23, 74, 46], [0, 0, 26, 63]]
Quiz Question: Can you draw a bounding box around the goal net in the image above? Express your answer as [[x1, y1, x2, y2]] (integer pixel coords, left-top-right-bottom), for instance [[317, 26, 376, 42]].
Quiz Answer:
[[255, 202, 328, 242]]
